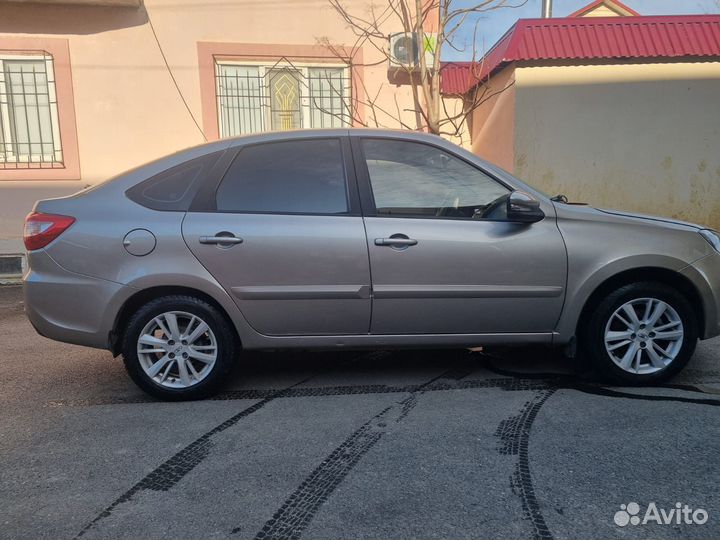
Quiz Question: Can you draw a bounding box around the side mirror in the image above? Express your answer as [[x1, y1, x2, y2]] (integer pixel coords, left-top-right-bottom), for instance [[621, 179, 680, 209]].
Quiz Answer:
[[507, 191, 545, 223]]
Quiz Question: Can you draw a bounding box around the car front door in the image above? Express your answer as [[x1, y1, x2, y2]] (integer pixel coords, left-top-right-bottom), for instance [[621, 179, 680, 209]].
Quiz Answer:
[[183, 137, 371, 336], [353, 137, 567, 335]]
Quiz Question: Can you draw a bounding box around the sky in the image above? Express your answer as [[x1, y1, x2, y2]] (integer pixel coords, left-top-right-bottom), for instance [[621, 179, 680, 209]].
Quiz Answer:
[[443, 0, 720, 60]]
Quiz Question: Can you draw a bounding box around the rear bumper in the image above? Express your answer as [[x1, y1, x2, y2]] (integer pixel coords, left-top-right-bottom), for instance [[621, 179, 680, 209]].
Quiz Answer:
[[23, 250, 132, 350], [683, 252, 720, 340]]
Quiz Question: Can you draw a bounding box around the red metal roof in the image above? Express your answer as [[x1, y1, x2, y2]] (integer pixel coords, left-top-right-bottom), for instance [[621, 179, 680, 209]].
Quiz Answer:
[[441, 15, 720, 94]]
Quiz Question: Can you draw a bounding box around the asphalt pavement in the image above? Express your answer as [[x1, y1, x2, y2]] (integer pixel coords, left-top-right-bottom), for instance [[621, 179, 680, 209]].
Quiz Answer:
[[2, 284, 720, 540]]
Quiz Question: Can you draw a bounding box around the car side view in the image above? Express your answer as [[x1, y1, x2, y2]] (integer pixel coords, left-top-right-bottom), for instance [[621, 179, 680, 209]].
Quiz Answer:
[[22, 129, 720, 399]]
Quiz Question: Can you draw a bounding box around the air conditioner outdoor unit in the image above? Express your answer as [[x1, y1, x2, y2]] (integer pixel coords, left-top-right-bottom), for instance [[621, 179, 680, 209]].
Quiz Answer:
[[388, 32, 436, 69]]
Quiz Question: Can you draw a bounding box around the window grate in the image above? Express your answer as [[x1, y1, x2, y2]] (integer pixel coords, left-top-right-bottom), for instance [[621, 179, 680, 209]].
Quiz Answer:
[[215, 58, 352, 137], [0, 53, 64, 169]]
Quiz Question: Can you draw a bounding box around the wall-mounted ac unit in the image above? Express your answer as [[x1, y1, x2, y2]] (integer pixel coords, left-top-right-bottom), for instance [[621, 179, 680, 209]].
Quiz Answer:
[[388, 32, 436, 69]]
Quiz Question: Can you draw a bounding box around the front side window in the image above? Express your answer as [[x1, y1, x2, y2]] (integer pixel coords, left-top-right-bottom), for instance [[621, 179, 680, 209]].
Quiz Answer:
[[216, 62, 351, 137], [362, 139, 510, 219], [216, 139, 348, 214], [0, 54, 63, 168]]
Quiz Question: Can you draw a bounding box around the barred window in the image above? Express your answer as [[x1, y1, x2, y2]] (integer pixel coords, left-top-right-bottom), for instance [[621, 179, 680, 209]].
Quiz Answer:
[[0, 54, 63, 168], [216, 61, 351, 137]]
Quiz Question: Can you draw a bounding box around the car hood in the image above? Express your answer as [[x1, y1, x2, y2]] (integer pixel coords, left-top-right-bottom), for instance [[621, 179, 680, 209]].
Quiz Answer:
[[595, 208, 704, 230], [553, 202, 706, 232]]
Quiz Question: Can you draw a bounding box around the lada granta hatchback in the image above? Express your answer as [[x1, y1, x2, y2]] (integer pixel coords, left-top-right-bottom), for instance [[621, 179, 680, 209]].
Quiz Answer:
[[22, 129, 720, 399]]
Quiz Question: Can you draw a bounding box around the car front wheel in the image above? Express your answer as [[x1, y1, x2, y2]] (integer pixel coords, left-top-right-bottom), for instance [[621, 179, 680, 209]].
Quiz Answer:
[[122, 295, 236, 400], [581, 281, 698, 384]]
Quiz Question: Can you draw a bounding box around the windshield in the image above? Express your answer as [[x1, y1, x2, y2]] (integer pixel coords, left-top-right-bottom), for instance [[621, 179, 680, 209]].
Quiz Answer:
[[478, 160, 554, 201]]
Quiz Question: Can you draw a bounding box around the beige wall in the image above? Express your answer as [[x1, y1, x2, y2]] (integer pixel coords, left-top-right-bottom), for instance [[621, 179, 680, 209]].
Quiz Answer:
[[437, 95, 472, 150], [512, 61, 720, 229], [0, 0, 427, 254], [580, 6, 623, 16], [469, 64, 516, 171]]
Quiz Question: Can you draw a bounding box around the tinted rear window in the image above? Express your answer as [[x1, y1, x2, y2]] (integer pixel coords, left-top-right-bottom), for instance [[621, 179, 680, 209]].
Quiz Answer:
[[216, 139, 348, 214]]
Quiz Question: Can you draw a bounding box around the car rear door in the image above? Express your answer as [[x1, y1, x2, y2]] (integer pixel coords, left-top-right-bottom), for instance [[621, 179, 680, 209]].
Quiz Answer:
[[182, 136, 371, 336], [353, 136, 567, 335]]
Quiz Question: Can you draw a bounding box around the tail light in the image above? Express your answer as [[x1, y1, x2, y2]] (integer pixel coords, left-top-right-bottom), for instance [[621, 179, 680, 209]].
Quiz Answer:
[[23, 212, 76, 251]]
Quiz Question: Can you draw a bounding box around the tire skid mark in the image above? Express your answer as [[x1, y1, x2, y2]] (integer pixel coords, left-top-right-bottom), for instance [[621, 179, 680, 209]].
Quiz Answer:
[[48, 376, 720, 409], [73, 380, 309, 539], [568, 383, 720, 406], [496, 389, 556, 540], [251, 368, 461, 540], [665, 383, 720, 395], [480, 354, 720, 406], [49, 378, 549, 408]]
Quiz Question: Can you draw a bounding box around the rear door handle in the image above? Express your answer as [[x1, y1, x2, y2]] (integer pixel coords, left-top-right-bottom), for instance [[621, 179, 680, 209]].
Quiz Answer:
[[200, 234, 243, 245], [374, 237, 418, 247]]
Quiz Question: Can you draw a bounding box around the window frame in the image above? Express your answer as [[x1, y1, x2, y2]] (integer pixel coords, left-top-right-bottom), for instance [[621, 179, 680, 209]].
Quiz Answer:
[[0, 53, 64, 166], [189, 136, 362, 217], [0, 37, 79, 181], [214, 59, 352, 137], [350, 136, 516, 221]]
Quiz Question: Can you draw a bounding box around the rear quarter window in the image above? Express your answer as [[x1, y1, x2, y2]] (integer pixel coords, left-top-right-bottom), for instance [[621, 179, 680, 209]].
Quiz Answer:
[[126, 151, 223, 211]]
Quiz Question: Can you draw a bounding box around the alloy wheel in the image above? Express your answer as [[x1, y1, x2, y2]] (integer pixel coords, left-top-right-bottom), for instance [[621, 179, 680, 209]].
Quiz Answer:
[[604, 297, 684, 375], [136, 311, 218, 388]]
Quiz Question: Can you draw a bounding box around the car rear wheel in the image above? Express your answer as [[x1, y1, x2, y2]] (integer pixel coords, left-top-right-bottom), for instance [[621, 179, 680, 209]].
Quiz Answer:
[[122, 295, 236, 400], [581, 282, 698, 384]]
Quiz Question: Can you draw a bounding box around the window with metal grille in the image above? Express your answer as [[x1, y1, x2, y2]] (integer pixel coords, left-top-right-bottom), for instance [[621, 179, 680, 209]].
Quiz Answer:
[[215, 60, 352, 137], [0, 54, 63, 168]]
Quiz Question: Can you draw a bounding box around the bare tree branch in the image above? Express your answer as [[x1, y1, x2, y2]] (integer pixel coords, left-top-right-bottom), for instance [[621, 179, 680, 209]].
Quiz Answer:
[[316, 0, 525, 138]]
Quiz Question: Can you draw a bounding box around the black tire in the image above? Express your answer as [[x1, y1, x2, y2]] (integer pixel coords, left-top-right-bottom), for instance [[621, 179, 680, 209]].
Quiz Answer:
[[122, 295, 236, 400], [580, 281, 698, 385]]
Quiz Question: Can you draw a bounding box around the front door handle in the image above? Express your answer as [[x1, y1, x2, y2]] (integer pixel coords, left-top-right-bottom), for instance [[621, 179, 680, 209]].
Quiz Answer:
[[374, 236, 418, 247], [200, 234, 243, 246]]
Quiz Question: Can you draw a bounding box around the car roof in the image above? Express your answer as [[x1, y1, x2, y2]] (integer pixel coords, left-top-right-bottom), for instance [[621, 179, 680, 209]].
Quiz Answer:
[[219, 127, 448, 148]]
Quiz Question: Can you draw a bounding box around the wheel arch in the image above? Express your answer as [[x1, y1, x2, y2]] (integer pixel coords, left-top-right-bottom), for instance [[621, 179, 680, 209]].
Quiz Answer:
[[574, 266, 704, 342], [110, 285, 241, 356]]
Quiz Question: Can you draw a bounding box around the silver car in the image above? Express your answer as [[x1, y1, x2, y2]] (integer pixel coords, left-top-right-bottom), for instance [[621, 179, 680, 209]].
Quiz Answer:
[[22, 129, 720, 399]]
